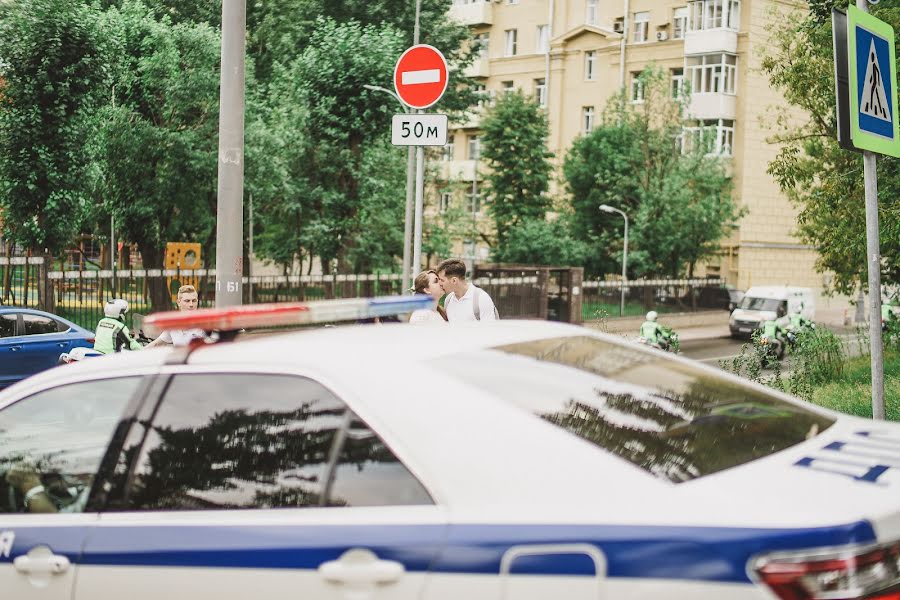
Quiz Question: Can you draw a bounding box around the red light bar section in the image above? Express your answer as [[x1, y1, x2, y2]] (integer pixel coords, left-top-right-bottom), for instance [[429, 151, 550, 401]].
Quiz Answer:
[[143, 302, 310, 336]]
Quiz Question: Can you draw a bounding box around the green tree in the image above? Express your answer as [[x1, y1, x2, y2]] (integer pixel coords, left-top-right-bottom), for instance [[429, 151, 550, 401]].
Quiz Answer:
[[565, 66, 739, 278], [761, 2, 900, 295], [0, 0, 110, 254], [496, 216, 588, 266], [480, 91, 554, 254], [96, 0, 221, 310]]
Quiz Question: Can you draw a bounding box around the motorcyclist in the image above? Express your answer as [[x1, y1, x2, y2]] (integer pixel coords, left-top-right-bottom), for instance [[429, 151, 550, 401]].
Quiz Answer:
[[759, 318, 787, 360], [639, 311, 673, 350], [93, 299, 142, 354]]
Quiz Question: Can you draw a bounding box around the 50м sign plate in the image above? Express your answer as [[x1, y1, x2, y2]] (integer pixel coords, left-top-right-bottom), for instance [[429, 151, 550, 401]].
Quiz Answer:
[[391, 114, 448, 147]]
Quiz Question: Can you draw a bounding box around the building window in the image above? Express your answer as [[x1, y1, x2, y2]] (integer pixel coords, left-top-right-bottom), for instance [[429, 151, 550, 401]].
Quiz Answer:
[[501, 80, 515, 93], [504, 29, 518, 56], [473, 82, 489, 107], [633, 11, 650, 43], [582, 106, 595, 134], [631, 72, 644, 103], [671, 68, 685, 97], [440, 192, 452, 214], [443, 135, 455, 161], [687, 0, 740, 32], [536, 24, 549, 53], [534, 78, 547, 107], [686, 53, 737, 94], [682, 119, 735, 156], [586, 0, 599, 25], [475, 32, 490, 59], [585, 50, 597, 80], [673, 7, 688, 39], [468, 135, 480, 160]]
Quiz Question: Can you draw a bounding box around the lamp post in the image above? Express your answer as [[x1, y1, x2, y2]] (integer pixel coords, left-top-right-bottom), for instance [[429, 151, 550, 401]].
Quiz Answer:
[[599, 204, 628, 317]]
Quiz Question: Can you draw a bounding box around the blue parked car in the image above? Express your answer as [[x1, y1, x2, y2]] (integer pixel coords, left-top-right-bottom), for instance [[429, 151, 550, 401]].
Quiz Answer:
[[0, 307, 94, 389]]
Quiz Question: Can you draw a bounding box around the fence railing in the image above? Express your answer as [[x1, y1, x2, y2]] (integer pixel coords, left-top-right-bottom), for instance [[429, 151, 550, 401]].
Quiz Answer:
[[2, 256, 732, 330], [581, 278, 729, 320]]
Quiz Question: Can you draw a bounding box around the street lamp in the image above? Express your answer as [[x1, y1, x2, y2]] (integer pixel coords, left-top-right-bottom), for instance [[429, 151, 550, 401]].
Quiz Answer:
[[363, 84, 416, 295], [599, 204, 628, 317]]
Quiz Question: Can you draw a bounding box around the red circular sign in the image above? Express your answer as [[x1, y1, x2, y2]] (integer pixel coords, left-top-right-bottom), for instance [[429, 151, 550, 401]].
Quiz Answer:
[[393, 44, 449, 110]]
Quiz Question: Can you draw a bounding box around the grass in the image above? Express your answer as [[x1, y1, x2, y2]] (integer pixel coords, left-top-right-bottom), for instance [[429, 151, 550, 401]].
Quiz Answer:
[[809, 351, 900, 421], [582, 301, 679, 320]]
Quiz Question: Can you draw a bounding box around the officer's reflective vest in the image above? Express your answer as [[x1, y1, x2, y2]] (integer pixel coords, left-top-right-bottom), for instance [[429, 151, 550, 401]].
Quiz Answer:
[[94, 317, 140, 354], [640, 321, 660, 342], [762, 320, 780, 338]]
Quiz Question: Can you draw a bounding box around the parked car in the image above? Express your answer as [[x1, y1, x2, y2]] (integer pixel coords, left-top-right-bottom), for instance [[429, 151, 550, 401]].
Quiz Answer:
[[0, 307, 94, 389]]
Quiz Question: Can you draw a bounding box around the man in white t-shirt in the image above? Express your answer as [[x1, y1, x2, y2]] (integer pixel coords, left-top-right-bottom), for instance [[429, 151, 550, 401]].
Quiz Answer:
[[145, 284, 205, 348], [436, 259, 498, 322]]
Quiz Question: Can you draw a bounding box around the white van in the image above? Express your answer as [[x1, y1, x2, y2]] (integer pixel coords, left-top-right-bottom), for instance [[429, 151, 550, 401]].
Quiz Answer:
[[729, 286, 815, 338]]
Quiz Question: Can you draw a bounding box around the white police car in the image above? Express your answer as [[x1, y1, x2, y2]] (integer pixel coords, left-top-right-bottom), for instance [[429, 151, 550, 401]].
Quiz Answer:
[[1, 297, 899, 600]]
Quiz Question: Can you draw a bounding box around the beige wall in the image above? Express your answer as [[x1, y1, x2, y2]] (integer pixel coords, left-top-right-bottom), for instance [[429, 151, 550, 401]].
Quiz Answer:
[[440, 0, 845, 303]]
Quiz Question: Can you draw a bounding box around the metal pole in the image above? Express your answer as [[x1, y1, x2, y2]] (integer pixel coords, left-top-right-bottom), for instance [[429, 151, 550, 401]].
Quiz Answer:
[[402, 147, 415, 291], [857, 0, 884, 420], [248, 193, 253, 303], [619, 0, 629, 87], [214, 0, 246, 308], [412, 144, 425, 276], [622, 213, 628, 317], [403, 0, 422, 291], [110, 215, 116, 296]]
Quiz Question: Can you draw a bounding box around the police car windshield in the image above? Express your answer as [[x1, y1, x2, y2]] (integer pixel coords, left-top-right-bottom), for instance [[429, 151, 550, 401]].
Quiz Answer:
[[440, 336, 834, 483], [740, 297, 782, 312]]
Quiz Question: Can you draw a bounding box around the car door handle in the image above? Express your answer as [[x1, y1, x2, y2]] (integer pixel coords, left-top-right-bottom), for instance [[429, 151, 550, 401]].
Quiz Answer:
[[57, 342, 67, 348], [8, 346, 22, 352], [13, 553, 70, 575], [318, 548, 404, 585]]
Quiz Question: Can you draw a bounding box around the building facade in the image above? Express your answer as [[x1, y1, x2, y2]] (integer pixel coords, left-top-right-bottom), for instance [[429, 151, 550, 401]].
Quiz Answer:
[[441, 0, 829, 295]]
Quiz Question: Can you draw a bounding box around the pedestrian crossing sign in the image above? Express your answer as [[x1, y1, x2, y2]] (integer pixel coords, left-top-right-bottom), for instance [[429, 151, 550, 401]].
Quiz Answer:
[[847, 5, 900, 157]]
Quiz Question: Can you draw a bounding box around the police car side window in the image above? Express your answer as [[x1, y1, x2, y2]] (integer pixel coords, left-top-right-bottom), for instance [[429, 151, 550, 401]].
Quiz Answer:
[[127, 374, 431, 510], [0, 377, 141, 514]]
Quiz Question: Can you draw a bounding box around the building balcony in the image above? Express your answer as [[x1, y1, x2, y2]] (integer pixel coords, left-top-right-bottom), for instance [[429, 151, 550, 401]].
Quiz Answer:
[[464, 57, 490, 79], [439, 160, 479, 182], [684, 28, 738, 55], [448, 1, 493, 26], [687, 93, 736, 120]]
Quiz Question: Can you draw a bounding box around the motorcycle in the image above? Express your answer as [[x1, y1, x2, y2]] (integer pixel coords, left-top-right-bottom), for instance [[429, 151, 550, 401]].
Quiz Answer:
[[638, 326, 680, 354], [785, 321, 816, 353], [757, 332, 786, 363], [58, 346, 104, 364]]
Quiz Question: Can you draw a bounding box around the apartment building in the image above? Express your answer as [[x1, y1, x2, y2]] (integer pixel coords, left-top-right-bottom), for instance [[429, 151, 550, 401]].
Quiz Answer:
[[441, 0, 828, 295]]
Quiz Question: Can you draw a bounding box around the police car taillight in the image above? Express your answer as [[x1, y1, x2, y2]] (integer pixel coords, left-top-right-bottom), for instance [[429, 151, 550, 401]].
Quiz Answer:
[[753, 540, 900, 600], [142, 296, 433, 337]]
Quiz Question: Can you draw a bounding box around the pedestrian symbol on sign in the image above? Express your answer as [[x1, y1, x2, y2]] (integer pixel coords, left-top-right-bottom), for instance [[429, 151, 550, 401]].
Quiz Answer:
[[862, 39, 891, 121]]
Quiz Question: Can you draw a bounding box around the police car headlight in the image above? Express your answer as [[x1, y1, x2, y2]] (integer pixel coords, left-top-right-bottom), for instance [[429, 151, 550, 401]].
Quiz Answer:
[[752, 539, 900, 600]]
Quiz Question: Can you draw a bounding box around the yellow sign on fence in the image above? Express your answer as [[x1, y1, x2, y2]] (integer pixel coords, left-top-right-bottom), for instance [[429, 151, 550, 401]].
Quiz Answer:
[[165, 242, 201, 302]]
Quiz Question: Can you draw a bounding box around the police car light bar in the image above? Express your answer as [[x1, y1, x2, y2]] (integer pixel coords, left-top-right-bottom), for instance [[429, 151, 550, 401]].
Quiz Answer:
[[142, 295, 433, 337]]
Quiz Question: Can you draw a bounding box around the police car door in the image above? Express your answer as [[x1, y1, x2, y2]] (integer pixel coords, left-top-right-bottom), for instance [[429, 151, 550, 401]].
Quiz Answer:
[[0, 376, 146, 600], [77, 371, 446, 600]]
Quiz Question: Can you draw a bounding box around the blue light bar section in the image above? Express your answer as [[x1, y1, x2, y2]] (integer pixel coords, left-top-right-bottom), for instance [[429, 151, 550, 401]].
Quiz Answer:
[[367, 295, 433, 317]]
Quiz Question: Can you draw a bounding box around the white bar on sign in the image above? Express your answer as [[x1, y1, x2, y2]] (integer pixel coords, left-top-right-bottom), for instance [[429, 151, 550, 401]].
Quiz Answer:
[[401, 69, 441, 85]]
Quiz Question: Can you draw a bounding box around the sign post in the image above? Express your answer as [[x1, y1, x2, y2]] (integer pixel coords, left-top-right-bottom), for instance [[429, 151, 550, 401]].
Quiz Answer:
[[833, 2, 900, 419], [392, 44, 449, 279]]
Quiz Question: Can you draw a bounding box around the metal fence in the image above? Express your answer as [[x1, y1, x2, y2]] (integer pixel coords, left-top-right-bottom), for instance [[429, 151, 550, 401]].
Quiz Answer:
[[581, 278, 729, 320]]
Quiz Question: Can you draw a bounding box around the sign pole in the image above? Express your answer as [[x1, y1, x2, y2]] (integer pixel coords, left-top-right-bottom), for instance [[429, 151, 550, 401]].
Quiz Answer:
[[402, 0, 421, 294], [856, 0, 885, 419], [412, 141, 426, 277]]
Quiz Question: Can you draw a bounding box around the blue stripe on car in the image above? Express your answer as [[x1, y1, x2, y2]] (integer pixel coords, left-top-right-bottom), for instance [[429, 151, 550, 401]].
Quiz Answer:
[[2, 521, 876, 583]]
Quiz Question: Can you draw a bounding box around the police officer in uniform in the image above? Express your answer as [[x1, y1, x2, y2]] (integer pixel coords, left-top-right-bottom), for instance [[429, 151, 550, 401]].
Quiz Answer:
[[94, 299, 142, 354]]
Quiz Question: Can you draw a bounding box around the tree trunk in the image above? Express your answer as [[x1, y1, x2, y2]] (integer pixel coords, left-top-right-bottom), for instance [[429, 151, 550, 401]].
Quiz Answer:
[[138, 242, 171, 313]]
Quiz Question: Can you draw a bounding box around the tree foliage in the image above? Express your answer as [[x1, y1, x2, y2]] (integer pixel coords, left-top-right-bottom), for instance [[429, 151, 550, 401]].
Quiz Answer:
[[565, 66, 740, 278], [0, 0, 110, 253], [761, 1, 900, 295], [480, 91, 554, 255]]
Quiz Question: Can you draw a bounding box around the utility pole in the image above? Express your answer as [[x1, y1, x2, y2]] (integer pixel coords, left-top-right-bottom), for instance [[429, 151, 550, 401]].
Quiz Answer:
[[857, 0, 885, 420], [214, 0, 246, 308]]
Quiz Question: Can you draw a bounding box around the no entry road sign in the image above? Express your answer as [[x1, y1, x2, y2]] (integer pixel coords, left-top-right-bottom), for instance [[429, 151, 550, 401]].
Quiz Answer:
[[393, 45, 449, 110], [847, 5, 900, 157]]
